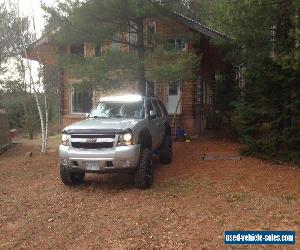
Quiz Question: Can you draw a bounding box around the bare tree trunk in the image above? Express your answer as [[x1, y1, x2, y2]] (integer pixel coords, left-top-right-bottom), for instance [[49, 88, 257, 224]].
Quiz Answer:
[[44, 94, 49, 152], [21, 34, 46, 152], [33, 16, 49, 153], [34, 90, 46, 152], [17, 1, 47, 153]]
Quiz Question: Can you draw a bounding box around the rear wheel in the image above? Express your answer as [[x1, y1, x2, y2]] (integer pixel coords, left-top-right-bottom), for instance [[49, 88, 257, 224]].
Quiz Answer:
[[159, 135, 172, 164], [134, 148, 153, 189], [60, 165, 85, 186]]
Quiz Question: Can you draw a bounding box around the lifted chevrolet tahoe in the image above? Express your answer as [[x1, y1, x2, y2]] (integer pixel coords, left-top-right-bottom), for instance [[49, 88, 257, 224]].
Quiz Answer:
[[59, 95, 172, 189]]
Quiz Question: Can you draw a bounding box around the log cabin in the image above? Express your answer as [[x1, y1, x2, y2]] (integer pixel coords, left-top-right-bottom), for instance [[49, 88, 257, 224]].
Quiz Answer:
[[26, 9, 228, 137]]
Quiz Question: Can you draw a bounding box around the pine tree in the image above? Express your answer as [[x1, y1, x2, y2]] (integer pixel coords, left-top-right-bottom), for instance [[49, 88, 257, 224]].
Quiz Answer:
[[0, 1, 32, 73], [207, 0, 300, 163], [43, 0, 198, 95]]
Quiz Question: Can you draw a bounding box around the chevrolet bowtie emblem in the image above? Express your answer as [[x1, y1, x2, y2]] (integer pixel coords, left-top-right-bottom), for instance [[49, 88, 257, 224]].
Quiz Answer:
[[86, 138, 97, 143]]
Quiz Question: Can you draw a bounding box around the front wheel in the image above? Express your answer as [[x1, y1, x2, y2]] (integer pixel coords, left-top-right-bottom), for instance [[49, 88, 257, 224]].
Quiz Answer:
[[134, 148, 153, 189], [159, 135, 172, 164], [60, 165, 85, 186]]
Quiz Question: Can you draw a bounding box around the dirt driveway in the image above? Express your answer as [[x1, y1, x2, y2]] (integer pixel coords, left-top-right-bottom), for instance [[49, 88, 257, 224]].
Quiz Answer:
[[0, 134, 299, 249]]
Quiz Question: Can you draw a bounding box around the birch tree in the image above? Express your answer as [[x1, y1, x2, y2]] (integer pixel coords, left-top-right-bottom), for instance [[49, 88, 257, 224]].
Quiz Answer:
[[15, 0, 49, 153]]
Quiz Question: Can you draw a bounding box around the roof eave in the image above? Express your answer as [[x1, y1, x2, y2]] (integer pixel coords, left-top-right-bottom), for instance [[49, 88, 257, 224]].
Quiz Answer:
[[161, 8, 229, 40]]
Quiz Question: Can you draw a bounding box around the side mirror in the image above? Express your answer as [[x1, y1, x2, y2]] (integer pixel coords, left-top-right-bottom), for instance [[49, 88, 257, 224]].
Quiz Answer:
[[149, 110, 157, 119], [84, 113, 89, 119]]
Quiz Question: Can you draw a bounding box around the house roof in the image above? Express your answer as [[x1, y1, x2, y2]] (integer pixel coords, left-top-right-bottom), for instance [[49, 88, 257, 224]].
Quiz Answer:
[[169, 12, 228, 40], [25, 28, 59, 56]]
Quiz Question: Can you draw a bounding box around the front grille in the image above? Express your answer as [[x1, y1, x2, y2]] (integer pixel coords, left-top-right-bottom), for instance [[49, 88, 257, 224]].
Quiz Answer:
[[72, 142, 114, 149]]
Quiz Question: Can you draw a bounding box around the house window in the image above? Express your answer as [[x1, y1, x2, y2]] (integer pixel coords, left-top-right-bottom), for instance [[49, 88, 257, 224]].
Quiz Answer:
[[95, 44, 102, 57], [235, 64, 245, 94], [70, 44, 85, 57], [203, 82, 206, 104], [146, 19, 156, 35], [128, 21, 138, 52], [166, 38, 187, 51], [168, 83, 178, 96], [146, 80, 155, 96], [71, 85, 93, 113], [146, 19, 156, 47], [207, 84, 211, 105], [112, 33, 122, 50], [209, 85, 212, 105]]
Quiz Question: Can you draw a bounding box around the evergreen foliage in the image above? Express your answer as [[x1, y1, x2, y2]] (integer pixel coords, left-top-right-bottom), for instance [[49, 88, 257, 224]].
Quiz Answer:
[[42, 0, 199, 94], [0, 2, 32, 73], [206, 0, 300, 164]]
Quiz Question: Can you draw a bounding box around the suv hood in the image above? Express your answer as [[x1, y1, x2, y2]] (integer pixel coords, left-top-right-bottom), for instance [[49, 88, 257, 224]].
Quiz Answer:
[[63, 118, 140, 134]]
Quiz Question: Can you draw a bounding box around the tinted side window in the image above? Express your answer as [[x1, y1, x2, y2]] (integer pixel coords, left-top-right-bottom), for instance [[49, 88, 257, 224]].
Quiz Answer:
[[158, 100, 168, 116], [152, 100, 162, 117], [146, 100, 155, 116]]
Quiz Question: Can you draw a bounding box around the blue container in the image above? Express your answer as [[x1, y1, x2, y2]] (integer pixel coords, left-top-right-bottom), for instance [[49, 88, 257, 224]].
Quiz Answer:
[[176, 127, 185, 141]]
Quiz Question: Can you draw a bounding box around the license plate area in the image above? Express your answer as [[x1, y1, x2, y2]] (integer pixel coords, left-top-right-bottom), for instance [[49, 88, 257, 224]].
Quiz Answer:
[[85, 161, 101, 171]]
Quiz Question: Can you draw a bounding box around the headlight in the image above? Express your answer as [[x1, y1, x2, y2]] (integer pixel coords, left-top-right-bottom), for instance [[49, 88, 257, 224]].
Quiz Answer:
[[117, 132, 134, 146], [62, 134, 70, 146]]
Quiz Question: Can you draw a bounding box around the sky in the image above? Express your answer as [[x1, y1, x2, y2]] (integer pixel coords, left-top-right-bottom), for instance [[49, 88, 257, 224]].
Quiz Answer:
[[1, 0, 55, 35], [0, 0, 55, 83], [19, 0, 57, 37]]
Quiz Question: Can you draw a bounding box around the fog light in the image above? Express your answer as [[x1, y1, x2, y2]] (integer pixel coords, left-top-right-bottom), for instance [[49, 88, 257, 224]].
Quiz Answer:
[[72, 161, 79, 168]]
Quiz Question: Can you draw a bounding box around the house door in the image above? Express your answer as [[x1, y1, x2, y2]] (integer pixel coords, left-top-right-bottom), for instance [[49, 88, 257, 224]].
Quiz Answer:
[[166, 83, 181, 114]]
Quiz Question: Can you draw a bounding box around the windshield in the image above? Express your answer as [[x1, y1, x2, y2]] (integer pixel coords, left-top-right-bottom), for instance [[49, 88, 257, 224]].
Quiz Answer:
[[89, 101, 144, 119]]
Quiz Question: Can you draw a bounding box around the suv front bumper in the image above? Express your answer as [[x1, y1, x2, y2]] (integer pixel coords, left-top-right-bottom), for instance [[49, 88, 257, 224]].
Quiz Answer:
[[59, 144, 140, 173]]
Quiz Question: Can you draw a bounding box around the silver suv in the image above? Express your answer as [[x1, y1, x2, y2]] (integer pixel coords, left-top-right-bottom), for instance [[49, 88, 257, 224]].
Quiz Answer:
[[59, 95, 172, 189]]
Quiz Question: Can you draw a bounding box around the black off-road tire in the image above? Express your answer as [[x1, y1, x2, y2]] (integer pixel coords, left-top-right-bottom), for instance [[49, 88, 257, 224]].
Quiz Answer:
[[159, 135, 172, 164], [134, 148, 153, 189], [60, 165, 85, 186]]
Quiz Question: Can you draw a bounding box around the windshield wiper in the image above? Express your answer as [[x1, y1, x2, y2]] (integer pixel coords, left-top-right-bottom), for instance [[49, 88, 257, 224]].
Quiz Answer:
[[110, 115, 128, 118], [89, 116, 108, 119]]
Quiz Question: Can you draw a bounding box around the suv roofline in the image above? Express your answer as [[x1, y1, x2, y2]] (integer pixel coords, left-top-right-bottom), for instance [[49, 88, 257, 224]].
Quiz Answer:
[[99, 94, 160, 102]]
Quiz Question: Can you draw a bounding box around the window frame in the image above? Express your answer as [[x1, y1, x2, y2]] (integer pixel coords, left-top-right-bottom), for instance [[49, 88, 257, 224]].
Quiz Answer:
[[128, 21, 138, 52], [70, 43, 85, 57], [146, 19, 156, 48], [94, 44, 102, 57], [70, 84, 93, 115], [166, 38, 187, 52], [112, 32, 123, 50], [146, 19, 157, 35]]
